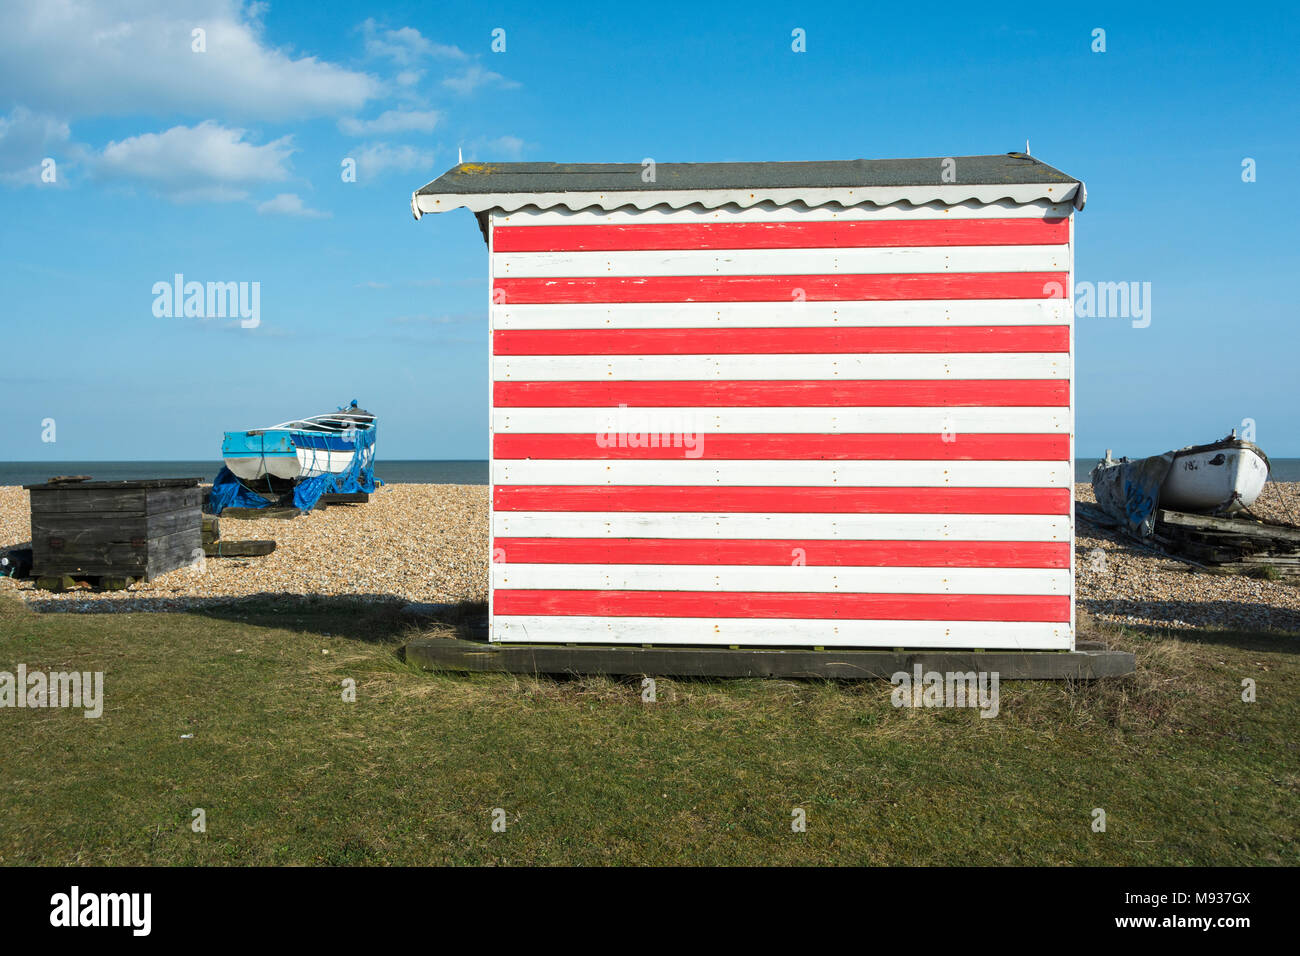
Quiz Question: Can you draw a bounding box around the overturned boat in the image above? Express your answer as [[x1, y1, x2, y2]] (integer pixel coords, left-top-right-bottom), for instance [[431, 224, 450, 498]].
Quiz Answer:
[[1091, 430, 1270, 534], [1160, 433, 1270, 513], [210, 401, 379, 513]]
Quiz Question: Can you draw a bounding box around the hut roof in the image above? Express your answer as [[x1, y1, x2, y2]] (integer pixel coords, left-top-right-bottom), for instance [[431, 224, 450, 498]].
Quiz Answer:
[[411, 153, 1085, 220]]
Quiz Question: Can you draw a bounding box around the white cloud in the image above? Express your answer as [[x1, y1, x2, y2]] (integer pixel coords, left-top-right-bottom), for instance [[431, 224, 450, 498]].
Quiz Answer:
[[0, 107, 70, 184], [353, 142, 436, 180], [94, 121, 294, 201], [257, 192, 329, 218], [0, 0, 380, 120], [468, 135, 526, 160], [339, 109, 440, 136], [359, 19, 467, 65], [442, 64, 520, 95]]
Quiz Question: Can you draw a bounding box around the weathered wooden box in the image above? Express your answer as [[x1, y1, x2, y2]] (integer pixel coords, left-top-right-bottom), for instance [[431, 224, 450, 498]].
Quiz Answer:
[[25, 478, 203, 581]]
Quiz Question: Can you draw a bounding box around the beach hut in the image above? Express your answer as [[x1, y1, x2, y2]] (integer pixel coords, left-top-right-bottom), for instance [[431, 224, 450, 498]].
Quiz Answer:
[[412, 154, 1085, 650]]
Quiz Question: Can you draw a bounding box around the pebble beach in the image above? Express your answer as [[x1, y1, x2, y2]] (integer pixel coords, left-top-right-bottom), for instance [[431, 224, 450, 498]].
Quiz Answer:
[[3, 481, 1300, 634], [1076, 481, 1300, 633], [0, 484, 489, 614]]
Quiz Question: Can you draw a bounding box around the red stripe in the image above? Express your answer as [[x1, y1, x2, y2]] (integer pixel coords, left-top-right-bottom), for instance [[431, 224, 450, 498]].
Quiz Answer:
[[493, 325, 1068, 355], [492, 538, 1071, 568], [492, 218, 1070, 252], [494, 433, 1070, 461], [493, 485, 1069, 514], [493, 272, 1068, 304], [494, 379, 1069, 408], [493, 590, 1070, 622]]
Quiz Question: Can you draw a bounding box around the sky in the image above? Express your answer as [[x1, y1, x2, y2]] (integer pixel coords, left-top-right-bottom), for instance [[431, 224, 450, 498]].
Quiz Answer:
[[1, 0, 1297, 462]]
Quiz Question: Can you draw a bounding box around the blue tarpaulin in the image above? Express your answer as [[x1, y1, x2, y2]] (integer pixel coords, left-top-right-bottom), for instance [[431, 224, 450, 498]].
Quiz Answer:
[[1091, 451, 1175, 537], [292, 422, 380, 511], [208, 466, 274, 514]]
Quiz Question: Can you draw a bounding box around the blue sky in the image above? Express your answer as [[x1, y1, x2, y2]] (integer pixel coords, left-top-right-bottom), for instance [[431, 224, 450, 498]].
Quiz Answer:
[[1, 0, 1297, 462]]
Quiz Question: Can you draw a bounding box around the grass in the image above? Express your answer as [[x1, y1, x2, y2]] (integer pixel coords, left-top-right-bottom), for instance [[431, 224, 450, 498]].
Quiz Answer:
[[0, 593, 1296, 865]]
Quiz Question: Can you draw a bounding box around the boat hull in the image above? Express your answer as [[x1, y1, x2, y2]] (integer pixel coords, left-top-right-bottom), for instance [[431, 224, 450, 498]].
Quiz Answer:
[[1161, 441, 1269, 513], [222, 429, 366, 482]]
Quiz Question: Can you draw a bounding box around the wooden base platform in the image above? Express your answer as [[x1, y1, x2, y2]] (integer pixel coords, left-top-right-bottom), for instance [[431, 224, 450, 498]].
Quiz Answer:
[[403, 637, 1135, 681]]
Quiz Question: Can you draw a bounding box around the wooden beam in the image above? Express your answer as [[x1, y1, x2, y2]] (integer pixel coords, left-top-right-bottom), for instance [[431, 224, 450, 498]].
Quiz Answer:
[[34, 575, 77, 592], [219, 508, 299, 520], [403, 637, 1135, 680], [320, 492, 369, 505], [204, 540, 276, 557], [1157, 509, 1300, 543]]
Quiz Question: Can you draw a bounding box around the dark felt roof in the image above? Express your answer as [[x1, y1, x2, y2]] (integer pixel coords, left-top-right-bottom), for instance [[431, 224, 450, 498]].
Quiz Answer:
[[414, 154, 1079, 196]]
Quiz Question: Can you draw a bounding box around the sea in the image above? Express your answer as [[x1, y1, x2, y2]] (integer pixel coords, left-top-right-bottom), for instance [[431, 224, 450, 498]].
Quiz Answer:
[[4, 459, 1300, 486], [0, 460, 490, 487]]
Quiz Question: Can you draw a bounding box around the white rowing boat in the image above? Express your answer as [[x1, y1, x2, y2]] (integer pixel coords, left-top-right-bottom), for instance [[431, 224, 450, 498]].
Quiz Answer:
[[1092, 430, 1270, 518], [1160, 433, 1270, 513]]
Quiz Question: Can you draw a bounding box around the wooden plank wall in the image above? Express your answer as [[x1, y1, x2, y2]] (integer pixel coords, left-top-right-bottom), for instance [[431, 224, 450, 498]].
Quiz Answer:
[[485, 200, 1076, 649]]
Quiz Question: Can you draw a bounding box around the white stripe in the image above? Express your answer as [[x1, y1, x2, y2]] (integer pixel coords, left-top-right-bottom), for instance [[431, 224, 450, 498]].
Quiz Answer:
[[493, 200, 1076, 227], [493, 563, 1069, 595], [495, 353, 1069, 381], [493, 512, 1070, 541], [494, 406, 1067, 434], [494, 245, 1066, 278], [295, 448, 356, 477], [490, 616, 1071, 649], [494, 299, 1069, 330], [495, 459, 1070, 488]]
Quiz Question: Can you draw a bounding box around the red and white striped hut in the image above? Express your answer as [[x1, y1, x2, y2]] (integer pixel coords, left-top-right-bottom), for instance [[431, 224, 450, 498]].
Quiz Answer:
[[412, 154, 1085, 650]]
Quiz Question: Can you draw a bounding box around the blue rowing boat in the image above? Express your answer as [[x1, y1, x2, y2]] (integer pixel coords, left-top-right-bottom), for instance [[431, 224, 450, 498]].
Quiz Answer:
[[222, 402, 376, 482], [210, 401, 379, 513]]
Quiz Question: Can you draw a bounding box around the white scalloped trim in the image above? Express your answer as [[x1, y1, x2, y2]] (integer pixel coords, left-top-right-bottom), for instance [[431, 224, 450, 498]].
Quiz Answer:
[[412, 182, 1084, 220]]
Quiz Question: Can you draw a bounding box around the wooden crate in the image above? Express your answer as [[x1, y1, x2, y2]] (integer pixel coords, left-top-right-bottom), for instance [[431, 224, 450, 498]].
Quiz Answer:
[[25, 478, 203, 581]]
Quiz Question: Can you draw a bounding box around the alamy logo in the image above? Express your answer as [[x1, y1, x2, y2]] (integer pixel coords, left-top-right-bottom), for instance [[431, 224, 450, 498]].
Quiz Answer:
[[152, 273, 260, 328], [1045, 279, 1152, 328], [596, 403, 704, 458], [50, 886, 151, 936], [1074, 280, 1152, 327], [891, 665, 1000, 718], [0, 665, 102, 717]]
